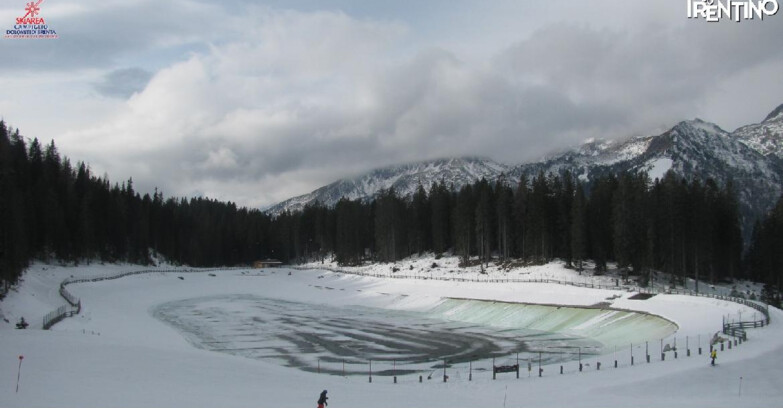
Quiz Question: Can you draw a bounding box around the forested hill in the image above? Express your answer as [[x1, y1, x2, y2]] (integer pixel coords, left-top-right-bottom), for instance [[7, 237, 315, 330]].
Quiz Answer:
[[1, 120, 782, 302], [0, 121, 276, 290]]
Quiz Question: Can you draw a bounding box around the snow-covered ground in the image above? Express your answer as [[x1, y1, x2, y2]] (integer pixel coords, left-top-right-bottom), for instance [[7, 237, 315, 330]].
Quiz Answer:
[[1, 259, 781, 408]]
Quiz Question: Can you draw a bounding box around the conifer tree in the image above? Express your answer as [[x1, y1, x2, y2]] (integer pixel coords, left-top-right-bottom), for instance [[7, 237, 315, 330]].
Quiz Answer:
[[430, 181, 451, 254], [495, 179, 514, 261], [453, 185, 474, 266], [513, 174, 529, 259], [570, 183, 587, 272], [409, 185, 430, 255]]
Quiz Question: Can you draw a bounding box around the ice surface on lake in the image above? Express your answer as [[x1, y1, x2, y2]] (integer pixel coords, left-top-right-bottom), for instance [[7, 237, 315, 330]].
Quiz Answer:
[[153, 294, 676, 376]]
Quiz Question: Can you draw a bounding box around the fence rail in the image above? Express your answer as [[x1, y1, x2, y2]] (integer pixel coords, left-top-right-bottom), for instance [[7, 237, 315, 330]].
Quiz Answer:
[[59, 267, 234, 287], [42, 267, 241, 330], [721, 297, 770, 340], [42, 305, 69, 330]]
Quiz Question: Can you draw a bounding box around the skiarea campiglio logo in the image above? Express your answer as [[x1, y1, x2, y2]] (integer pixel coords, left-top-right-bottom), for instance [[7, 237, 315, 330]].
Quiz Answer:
[[4, 0, 58, 39]]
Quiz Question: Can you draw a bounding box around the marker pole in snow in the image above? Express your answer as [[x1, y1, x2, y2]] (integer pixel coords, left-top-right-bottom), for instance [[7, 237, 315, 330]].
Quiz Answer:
[[538, 352, 542, 377], [443, 360, 447, 383], [674, 337, 678, 359], [614, 346, 617, 368], [16, 355, 23, 393]]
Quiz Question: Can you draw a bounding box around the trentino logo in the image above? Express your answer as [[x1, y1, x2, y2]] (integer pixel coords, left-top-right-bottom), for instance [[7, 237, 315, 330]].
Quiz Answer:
[[687, 0, 779, 21], [4, 0, 59, 39]]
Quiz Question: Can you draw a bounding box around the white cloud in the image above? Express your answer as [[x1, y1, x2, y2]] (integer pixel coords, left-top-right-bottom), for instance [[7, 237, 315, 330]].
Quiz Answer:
[[55, 8, 411, 206]]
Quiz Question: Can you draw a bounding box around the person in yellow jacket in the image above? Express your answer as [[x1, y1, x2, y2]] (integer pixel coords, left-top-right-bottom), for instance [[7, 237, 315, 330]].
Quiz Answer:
[[710, 348, 717, 366]]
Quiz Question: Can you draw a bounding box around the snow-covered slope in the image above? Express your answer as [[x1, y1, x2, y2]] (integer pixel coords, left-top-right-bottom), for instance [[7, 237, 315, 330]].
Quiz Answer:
[[733, 103, 783, 161], [266, 157, 508, 215]]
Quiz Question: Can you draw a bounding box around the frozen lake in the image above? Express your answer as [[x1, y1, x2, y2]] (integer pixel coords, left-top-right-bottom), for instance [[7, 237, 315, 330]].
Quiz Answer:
[[5, 263, 776, 408], [153, 294, 676, 376]]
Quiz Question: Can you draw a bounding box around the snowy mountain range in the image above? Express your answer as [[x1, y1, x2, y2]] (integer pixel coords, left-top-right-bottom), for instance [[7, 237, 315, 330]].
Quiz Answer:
[[266, 103, 783, 230], [266, 157, 509, 214], [508, 117, 783, 233]]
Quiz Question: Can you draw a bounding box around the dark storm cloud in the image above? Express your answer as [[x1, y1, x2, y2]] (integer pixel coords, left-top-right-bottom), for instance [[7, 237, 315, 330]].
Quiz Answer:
[[94, 68, 153, 98], [498, 20, 783, 133], [155, 47, 628, 185]]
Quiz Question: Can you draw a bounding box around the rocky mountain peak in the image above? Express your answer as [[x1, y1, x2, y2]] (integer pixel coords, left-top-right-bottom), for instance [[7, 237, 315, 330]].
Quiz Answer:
[[672, 118, 728, 137], [763, 103, 783, 123], [733, 102, 783, 161]]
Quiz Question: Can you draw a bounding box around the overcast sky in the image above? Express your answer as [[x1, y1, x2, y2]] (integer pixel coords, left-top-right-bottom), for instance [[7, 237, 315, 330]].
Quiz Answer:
[[2, 0, 782, 208]]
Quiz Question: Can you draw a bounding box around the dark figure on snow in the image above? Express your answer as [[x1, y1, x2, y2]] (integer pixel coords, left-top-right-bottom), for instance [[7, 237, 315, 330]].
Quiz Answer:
[[317, 390, 328, 408], [16, 317, 28, 329], [710, 348, 717, 366]]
